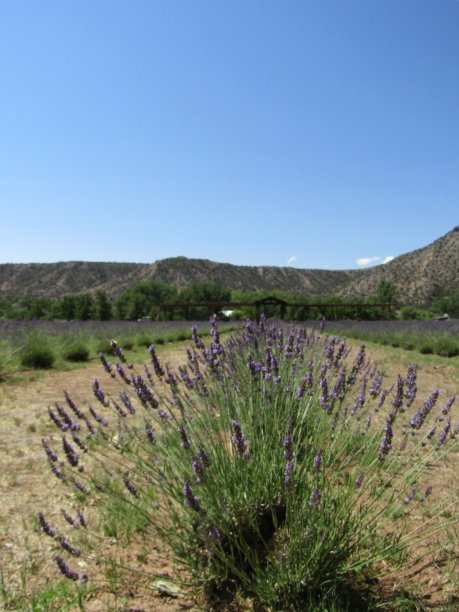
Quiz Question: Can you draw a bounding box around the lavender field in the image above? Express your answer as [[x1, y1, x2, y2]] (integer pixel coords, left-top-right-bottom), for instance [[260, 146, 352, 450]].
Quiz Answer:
[[319, 319, 459, 358]]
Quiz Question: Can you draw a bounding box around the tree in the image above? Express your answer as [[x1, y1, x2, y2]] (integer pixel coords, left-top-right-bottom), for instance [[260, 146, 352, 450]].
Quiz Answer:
[[377, 279, 396, 303], [178, 282, 231, 320], [94, 290, 113, 320], [116, 281, 177, 320]]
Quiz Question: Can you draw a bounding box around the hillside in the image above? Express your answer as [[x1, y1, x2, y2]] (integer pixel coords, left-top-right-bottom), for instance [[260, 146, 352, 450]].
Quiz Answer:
[[340, 226, 459, 303], [0, 227, 458, 305]]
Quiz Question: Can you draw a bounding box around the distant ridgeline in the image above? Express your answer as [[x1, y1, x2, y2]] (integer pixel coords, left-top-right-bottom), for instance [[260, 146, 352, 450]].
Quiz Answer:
[[0, 227, 458, 319]]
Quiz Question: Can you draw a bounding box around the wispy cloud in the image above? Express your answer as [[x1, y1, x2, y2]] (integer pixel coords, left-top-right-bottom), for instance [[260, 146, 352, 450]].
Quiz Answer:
[[356, 255, 395, 267], [287, 256, 298, 265], [356, 256, 381, 266]]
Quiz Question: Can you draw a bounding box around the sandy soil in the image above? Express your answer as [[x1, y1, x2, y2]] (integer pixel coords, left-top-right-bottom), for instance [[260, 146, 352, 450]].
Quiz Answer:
[[0, 339, 458, 610]]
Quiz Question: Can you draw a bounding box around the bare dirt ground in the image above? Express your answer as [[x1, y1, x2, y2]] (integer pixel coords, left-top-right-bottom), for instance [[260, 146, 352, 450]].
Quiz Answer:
[[0, 339, 458, 610]]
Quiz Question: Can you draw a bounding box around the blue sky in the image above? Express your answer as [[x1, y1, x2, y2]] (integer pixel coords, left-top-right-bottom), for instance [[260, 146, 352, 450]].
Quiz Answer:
[[1, 1, 458, 269]]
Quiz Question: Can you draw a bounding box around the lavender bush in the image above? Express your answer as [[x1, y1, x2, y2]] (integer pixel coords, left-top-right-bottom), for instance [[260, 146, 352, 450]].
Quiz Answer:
[[37, 317, 458, 609]]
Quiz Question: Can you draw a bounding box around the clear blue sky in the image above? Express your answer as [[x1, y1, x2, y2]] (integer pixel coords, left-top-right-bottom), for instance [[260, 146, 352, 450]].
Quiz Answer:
[[1, 1, 458, 269]]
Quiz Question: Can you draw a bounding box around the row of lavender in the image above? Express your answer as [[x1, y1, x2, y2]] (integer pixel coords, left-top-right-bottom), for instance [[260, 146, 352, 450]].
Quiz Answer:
[[321, 318, 459, 357], [0, 319, 240, 372], [37, 318, 458, 609]]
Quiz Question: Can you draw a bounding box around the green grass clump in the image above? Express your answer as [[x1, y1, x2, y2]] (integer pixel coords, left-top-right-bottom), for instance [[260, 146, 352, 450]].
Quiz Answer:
[[19, 333, 55, 369], [62, 340, 90, 362]]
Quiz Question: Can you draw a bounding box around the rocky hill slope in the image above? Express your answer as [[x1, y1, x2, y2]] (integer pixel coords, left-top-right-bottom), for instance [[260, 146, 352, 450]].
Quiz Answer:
[[0, 227, 457, 304]]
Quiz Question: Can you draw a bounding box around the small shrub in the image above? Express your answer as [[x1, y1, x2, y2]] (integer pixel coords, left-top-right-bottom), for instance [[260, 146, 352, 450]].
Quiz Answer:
[[20, 333, 55, 369], [62, 342, 90, 362], [94, 338, 112, 354], [135, 333, 154, 347]]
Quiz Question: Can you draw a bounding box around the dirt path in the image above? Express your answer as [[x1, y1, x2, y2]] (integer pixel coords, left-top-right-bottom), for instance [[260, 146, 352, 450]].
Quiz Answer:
[[1, 340, 458, 610]]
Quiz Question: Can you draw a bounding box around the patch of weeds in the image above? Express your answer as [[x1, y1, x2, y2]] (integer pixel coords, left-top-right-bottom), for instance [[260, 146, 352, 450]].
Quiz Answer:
[[29, 579, 88, 611], [97, 475, 154, 540]]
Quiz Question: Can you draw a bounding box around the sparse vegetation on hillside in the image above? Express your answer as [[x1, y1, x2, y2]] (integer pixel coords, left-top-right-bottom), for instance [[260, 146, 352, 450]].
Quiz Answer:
[[1, 228, 458, 305]]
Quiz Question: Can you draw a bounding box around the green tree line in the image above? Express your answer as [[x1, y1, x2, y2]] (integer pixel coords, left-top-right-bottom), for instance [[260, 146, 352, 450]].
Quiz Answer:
[[1, 280, 457, 321]]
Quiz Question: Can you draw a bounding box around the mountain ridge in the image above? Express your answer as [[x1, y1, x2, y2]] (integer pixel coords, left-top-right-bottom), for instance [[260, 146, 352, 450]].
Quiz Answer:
[[1, 227, 458, 305]]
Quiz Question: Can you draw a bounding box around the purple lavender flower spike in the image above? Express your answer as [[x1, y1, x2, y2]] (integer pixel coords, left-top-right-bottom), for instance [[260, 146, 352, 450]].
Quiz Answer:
[[144, 364, 155, 385], [73, 479, 88, 494], [441, 395, 456, 416], [92, 378, 109, 407], [48, 407, 68, 432], [331, 369, 346, 401], [403, 489, 416, 505], [355, 472, 365, 488], [50, 462, 66, 482], [77, 510, 87, 528], [178, 424, 191, 449], [38, 512, 56, 537], [437, 419, 451, 447], [42, 439, 58, 462], [319, 378, 332, 413], [110, 339, 127, 362], [64, 391, 85, 419], [119, 391, 135, 414], [71, 434, 88, 453], [379, 423, 393, 460], [369, 373, 383, 398], [88, 405, 109, 427], [198, 446, 211, 467], [55, 555, 80, 581], [391, 375, 405, 413], [183, 481, 200, 512], [378, 388, 389, 409], [191, 325, 205, 350], [423, 486, 433, 499], [133, 375, 159, 409], [283, 435, 295, 462], [207, 525, 222, 541], [313, 454, 322, 472], [62, 437, 79, 467], [98, 352, 113, 375], [123, 473, 139, 497], [148, 345, 165, 378], [145, 421, 155, 443], [192, 456, 205, 482], [351, 380, 367, 415], [409, 411, 423, 430], [231, 420, 248, 456], [309, 488, 321, 507], [347, 344, 366, 385], [333, 340, 347, 368], [60, 537, 80, 557], [62, 510, 78, 528], [404, 363, 417, 406], [116, 363, 131, 384], [285, 460, 294, 488], [113, 402, 127, 417]]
